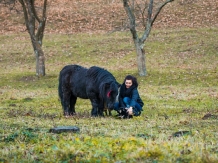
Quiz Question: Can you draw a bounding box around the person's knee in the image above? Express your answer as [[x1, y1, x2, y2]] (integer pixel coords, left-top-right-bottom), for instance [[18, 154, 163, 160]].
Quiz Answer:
[[123, 97, 130, 104]]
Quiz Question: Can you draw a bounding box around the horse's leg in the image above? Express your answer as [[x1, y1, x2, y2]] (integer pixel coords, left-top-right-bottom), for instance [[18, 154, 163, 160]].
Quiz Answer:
[[88, 96, 100, 117], [90, 98, 99, 116], [104, 108, 108, 116], [108, 109, 112, 116], [62, 87, 71, 116], [86, 90, 100, 116], [103, 103, 112, 116], [103, 103, 108, 116], [104, 108, 112, 116], [98, 102, 104, 117], [69, 94, 77, 115]]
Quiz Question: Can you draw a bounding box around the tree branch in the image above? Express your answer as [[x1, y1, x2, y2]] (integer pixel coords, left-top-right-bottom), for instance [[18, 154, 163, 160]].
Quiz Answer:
[[30, 0, 41, 23], [140, 0, 153, 43], [123, 0, 138, 39], [147, 0, 153, 24], [134, 0, 148, 28], [141, 0, 174, 43], [42, 0, 47, 19], [25, 0, 36, 35], [18, 0, 29, 31], [151, 0, 175, 26], [141, 1, 148, 27], [36, 0, 47, 45]]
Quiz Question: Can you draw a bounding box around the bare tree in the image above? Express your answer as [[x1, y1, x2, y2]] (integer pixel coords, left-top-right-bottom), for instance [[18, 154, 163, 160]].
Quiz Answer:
[[19, 0, 47, 76], [1, 0, 47, 76], [123, 0, 174, 76]]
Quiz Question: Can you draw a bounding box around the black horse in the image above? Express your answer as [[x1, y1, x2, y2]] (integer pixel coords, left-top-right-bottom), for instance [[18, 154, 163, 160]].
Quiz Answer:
[[58, 65, 119, 116]]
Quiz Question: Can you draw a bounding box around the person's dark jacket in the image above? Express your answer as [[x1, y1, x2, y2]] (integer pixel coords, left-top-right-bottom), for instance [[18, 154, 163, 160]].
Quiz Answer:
[[118, 83, 144, 109]]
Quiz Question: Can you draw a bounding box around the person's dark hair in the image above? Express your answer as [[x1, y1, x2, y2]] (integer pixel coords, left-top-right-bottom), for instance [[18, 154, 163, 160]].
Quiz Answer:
[[124, 75, 138, 87]]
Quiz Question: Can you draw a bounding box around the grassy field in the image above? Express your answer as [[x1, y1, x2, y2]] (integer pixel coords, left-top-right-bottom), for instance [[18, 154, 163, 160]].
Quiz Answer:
[[0, 28, 218, 162]]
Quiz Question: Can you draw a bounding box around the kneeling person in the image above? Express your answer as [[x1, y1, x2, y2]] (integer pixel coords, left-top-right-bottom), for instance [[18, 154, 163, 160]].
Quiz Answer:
[[114, 75, 144, 118]]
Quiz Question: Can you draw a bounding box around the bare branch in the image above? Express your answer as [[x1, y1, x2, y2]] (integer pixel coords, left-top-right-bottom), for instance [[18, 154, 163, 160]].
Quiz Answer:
[[141, 0, 174, 43], [134, 0, 148, 28], [151, 0, 175, 26], [147, 0, 153, 25], [36, 0, 47, 44], [25, 0, 35, 35], [30, 0, 41, 23], [123, 0, 138, 39], [141, 1, 148, 27], [18, 0, 29, 31], [140, 0, 153, 43], [42, 0, 47, 19]]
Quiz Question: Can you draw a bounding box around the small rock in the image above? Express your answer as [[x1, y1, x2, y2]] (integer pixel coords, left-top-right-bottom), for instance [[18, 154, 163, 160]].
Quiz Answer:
[[173, 131, 191, 137], [136, 133, 151, 139], [181, 149, 191, 155], [23, 97, 33, 102], [49, 126, 80, 134], [9, 104, 16, 107], [202, 113, 218, 120]]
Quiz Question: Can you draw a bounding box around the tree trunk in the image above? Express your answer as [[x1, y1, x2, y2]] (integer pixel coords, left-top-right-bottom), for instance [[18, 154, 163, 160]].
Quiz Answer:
[[134, 39, 146, 76], [32, 39, 45, 76], [29, 25, 46, 76], [27, 22, 46, 76]]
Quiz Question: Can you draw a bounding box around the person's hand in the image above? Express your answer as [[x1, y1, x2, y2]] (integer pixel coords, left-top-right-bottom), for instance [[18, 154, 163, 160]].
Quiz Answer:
[[127, 107, 133, 115]]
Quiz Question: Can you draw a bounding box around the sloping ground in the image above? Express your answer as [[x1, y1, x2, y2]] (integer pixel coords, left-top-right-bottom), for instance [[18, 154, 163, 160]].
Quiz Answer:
[[0, 0, 218, 34]]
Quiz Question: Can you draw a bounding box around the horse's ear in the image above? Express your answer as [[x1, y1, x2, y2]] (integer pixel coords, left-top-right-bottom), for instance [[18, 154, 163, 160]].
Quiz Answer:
[[110, 81, 119, 91]]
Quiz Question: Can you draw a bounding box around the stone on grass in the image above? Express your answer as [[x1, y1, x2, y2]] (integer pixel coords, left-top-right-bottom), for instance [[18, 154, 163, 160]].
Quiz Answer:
[[202, 113, 218, 120], [49, 126, 80, 134]]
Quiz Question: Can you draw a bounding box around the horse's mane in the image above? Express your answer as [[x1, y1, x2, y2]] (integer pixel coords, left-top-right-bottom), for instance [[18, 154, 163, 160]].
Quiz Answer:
[[87, 66, 118, 99], [87, 66, 116, 84]]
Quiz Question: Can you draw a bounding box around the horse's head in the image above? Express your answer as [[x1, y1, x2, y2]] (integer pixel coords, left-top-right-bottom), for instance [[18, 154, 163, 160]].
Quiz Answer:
[[100, 81, 119, 110]]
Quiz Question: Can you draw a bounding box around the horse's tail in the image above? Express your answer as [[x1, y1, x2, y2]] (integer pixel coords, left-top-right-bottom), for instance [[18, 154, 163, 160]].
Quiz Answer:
[[58, 65, 73, 103]]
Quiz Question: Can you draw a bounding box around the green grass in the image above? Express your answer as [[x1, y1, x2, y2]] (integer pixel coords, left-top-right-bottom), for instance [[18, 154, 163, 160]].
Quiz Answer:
[[0, 28, 218, 162]]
